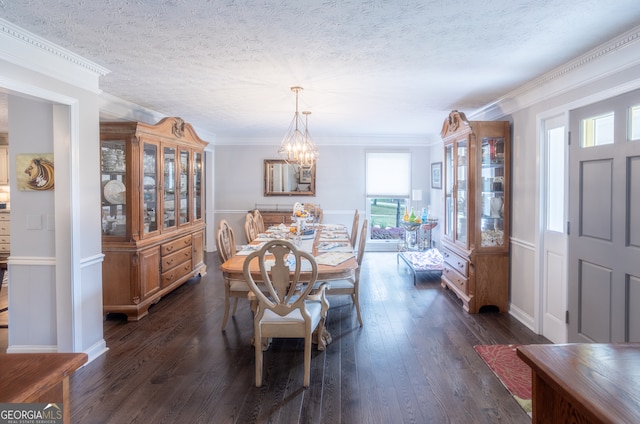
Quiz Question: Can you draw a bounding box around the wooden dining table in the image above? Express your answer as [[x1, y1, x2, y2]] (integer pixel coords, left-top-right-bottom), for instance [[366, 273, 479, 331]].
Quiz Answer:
[[219, 225, 358, 283], [219, 223, 358, 349]]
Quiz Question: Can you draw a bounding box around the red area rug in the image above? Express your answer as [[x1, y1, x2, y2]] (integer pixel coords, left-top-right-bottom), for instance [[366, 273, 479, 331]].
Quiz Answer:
[[474, 344, 532, 413]]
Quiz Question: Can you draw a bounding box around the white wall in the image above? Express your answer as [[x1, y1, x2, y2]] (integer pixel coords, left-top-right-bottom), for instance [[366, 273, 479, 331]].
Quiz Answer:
[[214, 143, 434, 245], [0, 20, 108, 360], [8, 97, 57, 348]]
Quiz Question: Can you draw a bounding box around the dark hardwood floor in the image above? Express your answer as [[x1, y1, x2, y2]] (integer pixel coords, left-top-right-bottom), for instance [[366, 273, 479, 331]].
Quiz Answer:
[[69, 252, 547, 423]]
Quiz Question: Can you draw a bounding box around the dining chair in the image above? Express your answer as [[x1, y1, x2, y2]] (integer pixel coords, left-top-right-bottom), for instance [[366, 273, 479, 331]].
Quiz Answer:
[[350, 209, 359, 248], [253, 209, 265, 233], [244, 212, 259, 243], [216, 219, 251, 331], [303, 203, 323, 224], [242, 239, 330, 388], [322, 219, 367, 327]]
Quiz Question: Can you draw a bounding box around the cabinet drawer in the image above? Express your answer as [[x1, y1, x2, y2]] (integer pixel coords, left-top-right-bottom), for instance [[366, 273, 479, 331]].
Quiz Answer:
[[161, 246, 192, 272], [0, 235, 9, 244], [0, 243, 9, 253], [0, 213, 9, 222], [161, 235, 192, 256], [161, 260, 192, 287], [442, 248, 468, 277], [0, 223, 9, 234], [442, 264, 468, 294]]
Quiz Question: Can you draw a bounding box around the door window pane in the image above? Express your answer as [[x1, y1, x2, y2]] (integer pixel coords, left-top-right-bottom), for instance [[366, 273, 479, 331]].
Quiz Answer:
[[581, 112, 614, 147]]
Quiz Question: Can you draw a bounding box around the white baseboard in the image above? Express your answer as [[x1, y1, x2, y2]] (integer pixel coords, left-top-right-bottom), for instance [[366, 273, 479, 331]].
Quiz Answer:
[[6, 344, 58, 354], [84, 339, 109, 365], [509, 303, 536, 333]]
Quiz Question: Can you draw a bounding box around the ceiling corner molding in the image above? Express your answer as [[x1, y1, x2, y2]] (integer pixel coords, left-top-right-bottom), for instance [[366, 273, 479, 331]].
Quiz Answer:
[[471, 25, 640, 121], [99, 92, 217, 145], [0, 18, 109, 92]]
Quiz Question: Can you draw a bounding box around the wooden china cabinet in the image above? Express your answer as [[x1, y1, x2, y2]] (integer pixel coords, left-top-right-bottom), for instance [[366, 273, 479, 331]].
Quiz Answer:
[[100, 117, 207, 320], [440, 110, 510, 313]]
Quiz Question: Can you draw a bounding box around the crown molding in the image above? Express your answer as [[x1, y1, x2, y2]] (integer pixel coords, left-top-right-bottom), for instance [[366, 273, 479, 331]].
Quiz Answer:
[[0, 18, 109, 93], [470, 25, 640, 120], [99, 92, 217, 145]]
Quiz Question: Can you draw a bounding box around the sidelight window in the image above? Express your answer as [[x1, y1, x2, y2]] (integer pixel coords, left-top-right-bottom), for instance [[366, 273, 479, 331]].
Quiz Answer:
[[630, 105, 640, 141]]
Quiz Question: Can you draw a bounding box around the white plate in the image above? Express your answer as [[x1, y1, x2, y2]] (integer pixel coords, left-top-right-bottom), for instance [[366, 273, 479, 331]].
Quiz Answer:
[[144, 176, 155, 188], [103, 180, 126, 204]]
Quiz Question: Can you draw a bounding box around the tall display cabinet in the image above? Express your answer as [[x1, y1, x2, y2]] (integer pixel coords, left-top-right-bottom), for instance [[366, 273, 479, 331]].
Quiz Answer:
[[440, 110, 510, 313], [100, 117, 207, 320]]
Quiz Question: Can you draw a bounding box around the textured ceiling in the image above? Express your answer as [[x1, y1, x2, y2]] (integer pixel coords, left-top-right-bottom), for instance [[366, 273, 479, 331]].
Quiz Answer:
[[1, 1, 640, 143]]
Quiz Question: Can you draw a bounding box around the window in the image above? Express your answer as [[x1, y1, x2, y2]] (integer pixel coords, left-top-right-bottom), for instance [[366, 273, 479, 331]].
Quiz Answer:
[[546, 126, 565, 233], [580, 112, 614, 147], [365, 152, 411, 245], [630, 105, 640, 141]]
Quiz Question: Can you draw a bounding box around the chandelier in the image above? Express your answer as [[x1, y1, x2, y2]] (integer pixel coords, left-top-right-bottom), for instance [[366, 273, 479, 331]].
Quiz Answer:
[[278, 86, 319, 167]]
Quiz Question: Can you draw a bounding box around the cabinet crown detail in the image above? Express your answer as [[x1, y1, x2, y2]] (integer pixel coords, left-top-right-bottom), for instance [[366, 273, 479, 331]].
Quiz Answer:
[[441, 110, 471, 138]]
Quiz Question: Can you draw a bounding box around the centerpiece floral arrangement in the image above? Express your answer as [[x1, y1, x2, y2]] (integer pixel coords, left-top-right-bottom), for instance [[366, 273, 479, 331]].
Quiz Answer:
[[292, 202, 314, 237]]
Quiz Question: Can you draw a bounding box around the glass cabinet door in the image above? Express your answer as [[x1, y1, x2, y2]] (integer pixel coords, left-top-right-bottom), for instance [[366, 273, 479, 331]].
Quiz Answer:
[[163, 146, 176, 229], [179, 150, 189, 225], [456, 139, 468, 245], [479, 137, 506, 247], [193, 152, 203, 220], [444, 144, 454, 239], [101, 139, 127, 237], [143, 142, 158, 235]]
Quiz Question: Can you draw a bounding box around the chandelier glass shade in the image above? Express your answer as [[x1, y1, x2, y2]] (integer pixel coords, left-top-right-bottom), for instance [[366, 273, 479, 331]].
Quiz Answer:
[[278, 86, 319, 167]]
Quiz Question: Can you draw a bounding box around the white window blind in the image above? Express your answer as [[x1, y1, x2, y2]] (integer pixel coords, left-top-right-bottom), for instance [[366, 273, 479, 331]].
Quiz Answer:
[[365, 152, 411, 197]]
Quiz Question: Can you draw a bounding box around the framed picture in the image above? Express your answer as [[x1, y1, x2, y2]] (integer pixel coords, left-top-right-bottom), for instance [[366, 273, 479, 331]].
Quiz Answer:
[[16, 153, 55, 191], [299, 165, 313, 184], [431, 162, 442, 189]]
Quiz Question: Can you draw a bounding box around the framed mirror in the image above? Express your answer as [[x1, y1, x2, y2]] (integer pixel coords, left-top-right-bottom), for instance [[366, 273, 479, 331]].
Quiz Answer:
[[264, 159, 315, 196]]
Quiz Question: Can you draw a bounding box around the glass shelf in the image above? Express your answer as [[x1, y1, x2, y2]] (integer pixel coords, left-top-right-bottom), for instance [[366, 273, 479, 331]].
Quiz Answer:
[[101, 139, 127, 236]]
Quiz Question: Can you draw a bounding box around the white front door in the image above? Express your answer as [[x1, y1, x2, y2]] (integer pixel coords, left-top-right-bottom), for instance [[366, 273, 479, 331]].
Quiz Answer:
[[540, 115, 568, 343]]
